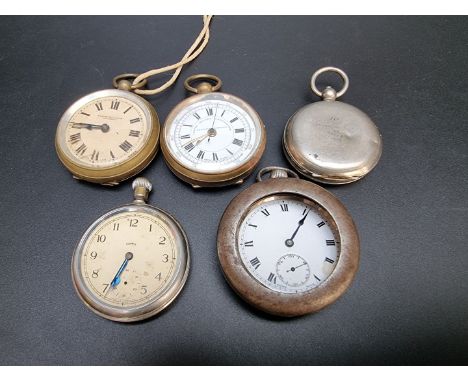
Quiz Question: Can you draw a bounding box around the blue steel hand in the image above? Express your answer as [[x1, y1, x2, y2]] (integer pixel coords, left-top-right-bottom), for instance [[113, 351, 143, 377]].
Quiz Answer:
[[108, 252, 133, 292]]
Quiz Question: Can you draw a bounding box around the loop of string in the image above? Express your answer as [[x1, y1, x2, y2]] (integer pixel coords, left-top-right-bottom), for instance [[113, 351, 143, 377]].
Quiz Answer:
[[132, 15, 213, 96]]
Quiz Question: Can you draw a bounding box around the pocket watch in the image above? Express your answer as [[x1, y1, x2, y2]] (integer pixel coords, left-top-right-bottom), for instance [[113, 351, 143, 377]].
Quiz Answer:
[[161, 74, 266, 187], [217, 167, 360, 317], [71, 177, 189, 322], [56, 74, 160, 186], [283, 67, 382, 184]]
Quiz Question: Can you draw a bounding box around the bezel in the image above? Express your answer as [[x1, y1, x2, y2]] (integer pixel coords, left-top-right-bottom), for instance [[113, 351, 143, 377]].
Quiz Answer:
[[161, 92, 266, 187], [55, 89, 160, 185], [71, 203, 190, 322], [217, 177, 360, 317]]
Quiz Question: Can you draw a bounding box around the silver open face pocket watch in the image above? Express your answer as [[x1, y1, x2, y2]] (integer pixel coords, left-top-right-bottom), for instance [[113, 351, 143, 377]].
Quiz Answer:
[[217, 167, 359, 317], [71, 177, 189, 322], [161, 74, 266, 188], [283, 67, 382, 184]]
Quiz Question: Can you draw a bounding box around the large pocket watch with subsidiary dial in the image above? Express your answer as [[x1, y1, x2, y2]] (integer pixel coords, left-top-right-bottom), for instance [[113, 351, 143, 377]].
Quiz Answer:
[[71, 177, 189, 322], [161, 74, 266, 188], [283, 67, 382, 184], [56, 75, 160, 186], [217, 167, 360, 317]]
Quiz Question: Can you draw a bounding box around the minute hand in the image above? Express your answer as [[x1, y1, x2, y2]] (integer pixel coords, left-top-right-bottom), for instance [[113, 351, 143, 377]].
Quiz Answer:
[[285, 210, 310, 247]]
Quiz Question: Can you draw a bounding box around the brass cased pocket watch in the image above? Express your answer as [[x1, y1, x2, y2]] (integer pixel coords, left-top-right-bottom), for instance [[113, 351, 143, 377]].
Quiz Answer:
[[56, 75, 160, 186], [161, 74, 266, 187], [71, 177, 189, 322], [283, 67, 382, 184], [217, 167, 359, 317]]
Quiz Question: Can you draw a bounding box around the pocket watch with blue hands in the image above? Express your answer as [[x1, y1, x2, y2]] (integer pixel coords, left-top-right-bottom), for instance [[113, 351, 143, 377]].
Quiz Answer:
[[71, 177, 190, 322]]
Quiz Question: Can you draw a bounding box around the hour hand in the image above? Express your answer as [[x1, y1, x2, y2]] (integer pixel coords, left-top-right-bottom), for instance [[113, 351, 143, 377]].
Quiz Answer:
[[72, 123, 110, 132]]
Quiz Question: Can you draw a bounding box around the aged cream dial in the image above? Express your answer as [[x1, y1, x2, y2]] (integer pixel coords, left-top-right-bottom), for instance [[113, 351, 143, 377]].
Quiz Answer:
[[63, 96, 149, 168], [72, 178, 189, 322], [56, 89, 159, 185], [80, 210, 177, 308]]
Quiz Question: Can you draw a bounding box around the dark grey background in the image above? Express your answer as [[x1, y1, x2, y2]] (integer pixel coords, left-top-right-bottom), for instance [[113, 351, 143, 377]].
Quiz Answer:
[[0, 16, 467, 365]]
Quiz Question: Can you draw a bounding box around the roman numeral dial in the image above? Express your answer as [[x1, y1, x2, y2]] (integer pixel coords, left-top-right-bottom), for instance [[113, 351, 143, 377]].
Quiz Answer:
[[167, 98, 260, 173], [63, 95, 149, 168], [237, 196, 339, 294]]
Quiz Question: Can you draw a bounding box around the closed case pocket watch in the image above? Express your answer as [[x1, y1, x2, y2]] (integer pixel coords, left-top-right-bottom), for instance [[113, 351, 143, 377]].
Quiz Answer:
[[56, 75, 160, 186], [217, 167, 359, 317], [71, 177, 189, 322], [283, 67, 382, 184], [161, 74, 266, 187]]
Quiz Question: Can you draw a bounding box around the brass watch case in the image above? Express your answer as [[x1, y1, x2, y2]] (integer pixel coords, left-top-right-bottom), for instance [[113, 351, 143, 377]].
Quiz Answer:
[[161, 92, 266, 188], [55, 89, 160, 186], [217, 176, 360, 317]]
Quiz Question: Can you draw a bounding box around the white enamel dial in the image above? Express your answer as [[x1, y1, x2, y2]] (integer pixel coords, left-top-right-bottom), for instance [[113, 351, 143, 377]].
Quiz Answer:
[[166, 97, 261, 173], [237, 194, 339, 294]]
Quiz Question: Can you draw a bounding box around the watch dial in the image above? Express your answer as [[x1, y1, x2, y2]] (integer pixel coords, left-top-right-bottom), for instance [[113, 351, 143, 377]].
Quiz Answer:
[[60, 93, 150, 168], [79, 211, 177, 308], [237, 194, 340, 294], [166, 95, 262, 173]]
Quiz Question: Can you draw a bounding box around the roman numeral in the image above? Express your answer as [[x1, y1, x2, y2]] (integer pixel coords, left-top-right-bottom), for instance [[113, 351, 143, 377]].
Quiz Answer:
[[212, 152, 219, 161], [267, 273, 277, 284], [110, 150, 115, 159], [221, 110, 226, 117], [326, 240, 336, 246], [248, 224, 257, 228], [233, 138, 243, 146], [249, 257, 261, 269], [261, 209, 270, 217], [180, 134, 191, 139], [226, 148, 234, 155], [317, 221, 325, 228], [230, 117, 238, 123], [80, 111, 90, 116], [206, 108, 213, 116], [325, 257, 335, 264], [130, 118, 140, 124], [197, 150, 205, 159], [75, 143, 87, 155], [235, 128, 245, 133], [244, 240, 254, 247], [95, 102, 103, 111], [91, 150, 99, 161], [69, 132, 81, 144], [119, 140, 133, 152], [111, 100, 120, 110], [129, 130, 140, 138], [184, 142, 195, 152], [314, 274, 321, 282], [280, 203, 288, 212], [193, 112, 201, 120], [123, 106, 132, 114]]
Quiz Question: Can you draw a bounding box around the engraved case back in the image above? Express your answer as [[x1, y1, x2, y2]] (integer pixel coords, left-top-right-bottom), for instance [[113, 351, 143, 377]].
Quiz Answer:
[[283, 100, 382, 184]]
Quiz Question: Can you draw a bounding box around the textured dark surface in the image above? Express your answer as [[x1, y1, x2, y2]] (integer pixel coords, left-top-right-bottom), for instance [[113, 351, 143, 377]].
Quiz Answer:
[[0, 16, 467, 365]]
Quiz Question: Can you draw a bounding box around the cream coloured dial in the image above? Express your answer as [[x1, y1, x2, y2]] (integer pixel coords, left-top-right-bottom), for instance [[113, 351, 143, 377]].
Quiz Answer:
[[166, 98, 260, 173], [59, 94, 150, 168], [237, 195, 339, 294], [80, 210, 177, 308]]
